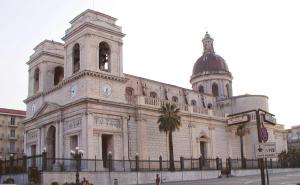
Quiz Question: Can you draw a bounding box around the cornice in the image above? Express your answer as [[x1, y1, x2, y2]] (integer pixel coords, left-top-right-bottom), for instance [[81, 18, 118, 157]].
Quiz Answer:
[[190, 72, 233, 84], [27, 51, 64, 65], [62, 22, 125, 41], [23, 98, 135, 124], [24, 70, 128, 103]]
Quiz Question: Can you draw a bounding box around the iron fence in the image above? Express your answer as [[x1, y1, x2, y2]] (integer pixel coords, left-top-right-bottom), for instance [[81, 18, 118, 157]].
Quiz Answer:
[[0, 155, 221, 175], [227, 158, 300, 170]]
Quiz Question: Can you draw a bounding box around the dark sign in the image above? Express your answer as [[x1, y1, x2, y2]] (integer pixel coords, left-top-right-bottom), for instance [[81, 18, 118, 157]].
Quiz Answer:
[[260, 127, 268, 142], [263, 114, 276, 125]]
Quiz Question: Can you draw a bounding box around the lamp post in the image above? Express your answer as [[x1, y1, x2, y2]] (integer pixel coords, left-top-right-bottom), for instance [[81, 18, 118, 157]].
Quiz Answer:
[[71, 147, 83, 185], [9, 153, 14, 175], [42, 147, 47, 171]]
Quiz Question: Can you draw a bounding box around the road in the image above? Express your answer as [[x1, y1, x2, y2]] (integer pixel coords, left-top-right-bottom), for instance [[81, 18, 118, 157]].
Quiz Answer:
[[142, 172, 300, 185]]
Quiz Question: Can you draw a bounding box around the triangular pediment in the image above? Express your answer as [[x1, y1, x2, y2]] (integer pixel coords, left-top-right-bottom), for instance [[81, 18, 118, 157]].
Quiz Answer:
[[33, 102, 61, 118]]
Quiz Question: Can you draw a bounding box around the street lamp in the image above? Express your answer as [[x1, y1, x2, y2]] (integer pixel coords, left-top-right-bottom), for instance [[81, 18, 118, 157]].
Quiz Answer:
[[70, 147, 83, 185]]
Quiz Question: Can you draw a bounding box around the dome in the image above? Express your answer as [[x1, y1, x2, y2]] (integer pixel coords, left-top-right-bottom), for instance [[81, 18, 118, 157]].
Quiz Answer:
[[192, 32, 230, 77], [192, 53, 229, 75]]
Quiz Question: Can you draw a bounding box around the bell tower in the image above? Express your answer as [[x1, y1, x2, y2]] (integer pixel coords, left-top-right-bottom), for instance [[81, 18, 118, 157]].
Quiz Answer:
[[62, 9, 125, 78]]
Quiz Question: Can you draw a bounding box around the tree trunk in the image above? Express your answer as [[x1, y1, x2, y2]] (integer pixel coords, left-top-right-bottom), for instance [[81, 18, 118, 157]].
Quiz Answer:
[[168, 131, 175, 171]]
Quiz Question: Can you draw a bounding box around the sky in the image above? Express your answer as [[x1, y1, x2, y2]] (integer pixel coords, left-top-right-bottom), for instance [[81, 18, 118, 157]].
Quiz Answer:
[[0, 0, 299, 128]]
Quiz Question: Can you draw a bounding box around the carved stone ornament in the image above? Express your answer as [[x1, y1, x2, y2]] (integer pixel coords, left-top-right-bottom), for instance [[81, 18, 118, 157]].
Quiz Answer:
[[64, 118, 81, 132], [27, 130, 38, 141], [95, 117, 121, 129]]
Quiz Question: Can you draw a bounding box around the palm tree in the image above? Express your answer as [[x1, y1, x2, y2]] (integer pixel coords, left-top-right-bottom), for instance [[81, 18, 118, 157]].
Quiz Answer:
[[157, 103, 181, 171], [236, 124, 246, 168]]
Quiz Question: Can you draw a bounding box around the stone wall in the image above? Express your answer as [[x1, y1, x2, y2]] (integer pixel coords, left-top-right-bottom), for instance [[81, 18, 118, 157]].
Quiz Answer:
[[0, 173, 27, 185], [41, 170, 220, 185], [231, 168, 300, 177]]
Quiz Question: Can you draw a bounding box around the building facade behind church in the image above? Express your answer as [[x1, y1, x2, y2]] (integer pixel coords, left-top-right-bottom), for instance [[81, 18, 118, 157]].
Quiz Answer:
[[0, 108, 25, 158], [22, 10, 287, 166]]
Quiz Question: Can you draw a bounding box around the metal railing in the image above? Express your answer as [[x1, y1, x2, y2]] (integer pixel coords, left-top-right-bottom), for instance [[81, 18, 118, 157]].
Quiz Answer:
[[226, 157, 300, 170], [0, 155, 221, 175]]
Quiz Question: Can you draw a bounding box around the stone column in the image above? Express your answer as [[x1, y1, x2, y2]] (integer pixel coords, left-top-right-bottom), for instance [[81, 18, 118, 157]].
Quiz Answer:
[[208, 125, 215, 158], [86, 113, 95, 159], [81, 113, 89, 158], [122, 116, 129, 160], [136, 117, 148, 160], [40, 126, 44, 154], [23, 131, 27, 155], [55, 121, 59, 158], [37, 128, 41, 155], [58, 120, 64, 158]]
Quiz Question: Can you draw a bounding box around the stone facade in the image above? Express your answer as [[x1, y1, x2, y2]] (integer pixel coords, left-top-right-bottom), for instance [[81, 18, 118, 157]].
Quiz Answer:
[[23, 9, 287, 166], [0, 108, 26, 158], [287, 125, 300, 150]]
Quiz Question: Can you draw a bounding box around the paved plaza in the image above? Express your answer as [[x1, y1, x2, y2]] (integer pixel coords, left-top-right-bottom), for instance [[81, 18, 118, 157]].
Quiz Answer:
[[142, 172, 300, 185]]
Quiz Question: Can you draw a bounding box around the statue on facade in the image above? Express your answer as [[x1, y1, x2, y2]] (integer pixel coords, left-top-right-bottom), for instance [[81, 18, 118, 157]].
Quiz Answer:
[[164, 86, 168, 100], [183, 89, 188, 104], [141, 82, 147, 96]]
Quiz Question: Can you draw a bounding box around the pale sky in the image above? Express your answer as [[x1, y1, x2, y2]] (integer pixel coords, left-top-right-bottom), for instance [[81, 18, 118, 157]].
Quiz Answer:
[[0, 0, 299, 128]]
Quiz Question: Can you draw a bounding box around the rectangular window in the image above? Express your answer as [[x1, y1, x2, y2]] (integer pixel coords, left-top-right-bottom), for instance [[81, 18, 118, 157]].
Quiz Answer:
[[10, 129, 15, 137], [10, 142, 15, 153], [10, 117, 15, 125]]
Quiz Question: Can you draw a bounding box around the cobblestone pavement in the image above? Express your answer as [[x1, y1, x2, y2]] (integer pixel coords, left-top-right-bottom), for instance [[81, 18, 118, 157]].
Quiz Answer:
[[142, 172, 300, 185]]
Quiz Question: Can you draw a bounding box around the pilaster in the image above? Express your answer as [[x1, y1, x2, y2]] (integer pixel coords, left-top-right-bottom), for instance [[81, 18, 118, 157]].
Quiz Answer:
[[136, 117, 148, 160], [58, 120, 64, 158], [55, 121, 59, 158], [122, 116, 129, 160]]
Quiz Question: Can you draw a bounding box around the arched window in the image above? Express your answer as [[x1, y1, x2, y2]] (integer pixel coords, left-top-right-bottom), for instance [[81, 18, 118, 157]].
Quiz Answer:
[[125, 87, 134, 96], [199, 85, 204, 93], [73, 43, 80, 73], [212, 83, 219, 97], [172, 96, 178, 102], [226, 83, 231, 97], [54, 66, 64, 86], [33, 68, 40, 93], [207, 103, 212, 109], [191, 100, 197, 106], [150, 91, 158, 98], [99, 42, 110, 71]]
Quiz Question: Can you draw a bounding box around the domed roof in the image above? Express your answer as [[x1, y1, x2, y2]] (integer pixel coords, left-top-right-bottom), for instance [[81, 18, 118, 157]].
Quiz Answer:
[[192, 53, 229, 75], [192, 32, 230, 76]]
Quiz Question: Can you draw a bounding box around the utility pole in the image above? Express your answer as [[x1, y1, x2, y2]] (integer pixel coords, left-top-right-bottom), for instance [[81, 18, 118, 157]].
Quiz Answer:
[[256, 110, 266, 185], [228, 109, 275, 185]]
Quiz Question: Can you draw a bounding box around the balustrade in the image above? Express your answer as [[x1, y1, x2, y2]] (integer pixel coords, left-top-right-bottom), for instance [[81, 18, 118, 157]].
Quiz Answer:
[[125, 95, 226, 118]]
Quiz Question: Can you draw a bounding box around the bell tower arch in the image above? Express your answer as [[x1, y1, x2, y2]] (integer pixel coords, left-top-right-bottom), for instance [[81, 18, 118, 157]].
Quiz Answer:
[[62, 9, 125, 79]]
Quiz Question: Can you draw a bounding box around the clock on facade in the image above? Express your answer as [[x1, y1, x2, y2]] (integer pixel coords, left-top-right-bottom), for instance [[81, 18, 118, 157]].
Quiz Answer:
[[102, 83, 112, 96], [70, 84, 77, 97]]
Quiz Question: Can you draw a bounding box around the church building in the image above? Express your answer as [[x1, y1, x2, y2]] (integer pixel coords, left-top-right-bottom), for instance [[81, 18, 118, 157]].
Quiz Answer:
[[23, 9, 287, 165]]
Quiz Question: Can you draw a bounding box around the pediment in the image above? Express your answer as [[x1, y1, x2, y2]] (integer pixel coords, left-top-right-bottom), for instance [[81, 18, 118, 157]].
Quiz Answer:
[[33, 102, 61, 118]]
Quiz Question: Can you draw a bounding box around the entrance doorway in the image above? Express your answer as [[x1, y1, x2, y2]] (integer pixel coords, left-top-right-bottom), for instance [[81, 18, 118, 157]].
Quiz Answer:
[[31, 145, 37, 167], [200, 141, 207, 159], [46, 126, 56, 164], [102, 134, 113, 168]]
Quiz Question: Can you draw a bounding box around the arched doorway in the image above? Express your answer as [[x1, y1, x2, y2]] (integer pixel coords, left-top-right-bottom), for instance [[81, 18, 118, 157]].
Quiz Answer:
[[46, 126, 56, 164], [197, 135, 209, 159]]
